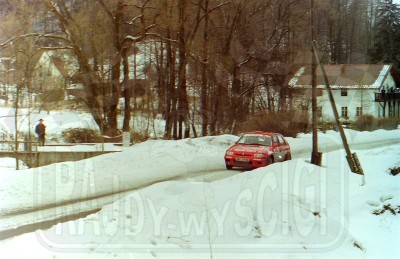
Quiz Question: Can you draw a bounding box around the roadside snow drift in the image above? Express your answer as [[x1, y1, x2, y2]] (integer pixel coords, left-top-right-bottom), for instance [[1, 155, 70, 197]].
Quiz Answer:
[[0, 131, 399, 259], [0, 136, 236, 230]]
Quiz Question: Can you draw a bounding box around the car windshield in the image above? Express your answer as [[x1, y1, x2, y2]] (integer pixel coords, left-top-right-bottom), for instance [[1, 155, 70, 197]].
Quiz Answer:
[[237, 134, 272, 146]]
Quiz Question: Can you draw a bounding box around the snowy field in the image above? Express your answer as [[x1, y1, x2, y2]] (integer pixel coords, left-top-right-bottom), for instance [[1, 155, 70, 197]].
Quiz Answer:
[[0, 107, 165, 138], [0, 123, 399, 258], [0, 107, 98, 136]]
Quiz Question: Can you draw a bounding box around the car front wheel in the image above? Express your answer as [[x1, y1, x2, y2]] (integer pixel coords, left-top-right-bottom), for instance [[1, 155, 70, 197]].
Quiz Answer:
[[226, 164, 233, 170], [286, 153, 292, 161], [267, 156, 273, 165]]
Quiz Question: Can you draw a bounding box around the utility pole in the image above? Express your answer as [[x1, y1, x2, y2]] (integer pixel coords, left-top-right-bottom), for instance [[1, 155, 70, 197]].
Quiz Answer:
[[311, 0, 321, 165], [312, 42, 365, 185]]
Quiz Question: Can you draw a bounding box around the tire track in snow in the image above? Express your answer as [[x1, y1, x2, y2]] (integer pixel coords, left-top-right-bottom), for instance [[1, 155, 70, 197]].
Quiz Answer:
[[0, 169, 236, 240]]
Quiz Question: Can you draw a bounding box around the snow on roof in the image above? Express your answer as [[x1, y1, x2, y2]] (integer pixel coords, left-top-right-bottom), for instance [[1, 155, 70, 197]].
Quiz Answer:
[[289, 64, 393, 89]]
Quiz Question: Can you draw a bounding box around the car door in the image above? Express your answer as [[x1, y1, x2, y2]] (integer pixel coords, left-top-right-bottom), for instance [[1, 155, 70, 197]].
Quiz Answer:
[[277, 134, 289, 160], [272, 135, 282, 162]]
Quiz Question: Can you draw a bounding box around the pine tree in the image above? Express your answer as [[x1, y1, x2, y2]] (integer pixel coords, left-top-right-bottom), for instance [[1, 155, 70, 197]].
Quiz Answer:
[[369, 0, 400, 72]]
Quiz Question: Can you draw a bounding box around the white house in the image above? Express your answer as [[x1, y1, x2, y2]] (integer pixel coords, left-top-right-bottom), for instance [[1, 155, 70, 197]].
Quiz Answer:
[[289, 64, 400, 121], [32, 50, 73, 92]]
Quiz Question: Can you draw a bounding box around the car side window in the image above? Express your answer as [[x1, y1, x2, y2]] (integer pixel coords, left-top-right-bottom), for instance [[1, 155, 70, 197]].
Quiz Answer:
[[273, 135, 279, 145], [277, 135, 286, 146]]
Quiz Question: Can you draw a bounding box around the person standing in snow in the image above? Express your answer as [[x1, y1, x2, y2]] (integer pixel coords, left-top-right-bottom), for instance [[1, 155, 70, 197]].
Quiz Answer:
[[35, 119, 46, 146]]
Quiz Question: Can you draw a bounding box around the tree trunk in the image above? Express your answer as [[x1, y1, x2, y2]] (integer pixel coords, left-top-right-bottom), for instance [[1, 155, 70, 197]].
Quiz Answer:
[[122, 46, 131, 132], [108, 0, 124, 137], [178, 0, 190, 139], [201, 0, 210, 136], [156, 42, 166, 113], [163, 25, 176, 139]]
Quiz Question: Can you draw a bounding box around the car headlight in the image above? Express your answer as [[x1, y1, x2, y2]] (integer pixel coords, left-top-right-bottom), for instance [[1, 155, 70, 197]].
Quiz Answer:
[[226, 151, 234, 155], [254, 153, 265, 158]]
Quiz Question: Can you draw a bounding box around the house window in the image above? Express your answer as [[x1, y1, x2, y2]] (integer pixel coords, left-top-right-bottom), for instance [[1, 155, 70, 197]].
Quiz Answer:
[[317, 107, 322, 117], [341, 107, 348, 117], [341, 89, 348, 96], [356, 107, 363, 117]]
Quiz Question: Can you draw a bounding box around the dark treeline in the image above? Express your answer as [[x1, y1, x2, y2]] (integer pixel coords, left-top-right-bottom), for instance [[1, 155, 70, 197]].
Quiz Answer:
[[0, 0, 399, 138]]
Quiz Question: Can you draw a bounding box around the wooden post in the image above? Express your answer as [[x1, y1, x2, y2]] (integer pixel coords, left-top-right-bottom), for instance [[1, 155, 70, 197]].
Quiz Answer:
[[398, 100, 399, 118], [310, 0, 321, 165], [383, 92, 386, 117], [312, 42, 365, 185]]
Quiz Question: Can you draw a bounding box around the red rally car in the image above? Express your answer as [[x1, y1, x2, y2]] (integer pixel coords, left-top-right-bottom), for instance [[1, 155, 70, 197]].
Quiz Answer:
[[224, 131, 292, 170]]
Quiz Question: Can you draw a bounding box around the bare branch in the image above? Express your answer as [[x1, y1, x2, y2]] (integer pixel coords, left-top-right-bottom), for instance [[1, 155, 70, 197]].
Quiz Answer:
[[98, 0, 114, 19], [142, 33, 181, 45], [39, 46, 73, 50], [125, 14, 143, 25], [121, 23, 156, 47], [188, 1, 232, 44], [0, 33, 70, 50], [236, 54, 253, 69]]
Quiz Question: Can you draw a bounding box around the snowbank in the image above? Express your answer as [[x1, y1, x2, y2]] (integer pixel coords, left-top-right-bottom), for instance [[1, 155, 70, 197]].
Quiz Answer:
[[1, 144, 399, 259], [0, 127, 399, 258], [0, 136, 237, 228]]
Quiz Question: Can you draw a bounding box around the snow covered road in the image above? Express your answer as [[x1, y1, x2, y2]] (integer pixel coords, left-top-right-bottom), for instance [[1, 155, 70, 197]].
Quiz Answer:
[[294, 137, 400, 159]]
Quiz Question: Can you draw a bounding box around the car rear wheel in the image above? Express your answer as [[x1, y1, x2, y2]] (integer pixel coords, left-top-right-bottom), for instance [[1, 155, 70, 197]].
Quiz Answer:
[[286, 153, 292, 161], [226, 164, 233, 170]]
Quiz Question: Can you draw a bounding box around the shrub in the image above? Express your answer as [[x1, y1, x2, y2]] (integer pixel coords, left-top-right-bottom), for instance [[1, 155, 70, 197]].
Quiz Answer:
[[40, 88, 65, 103], [377, 117, 399, 130], [353, 115, 399, 131], [318, 121, 338, 132], [131, 132, 149, 143], [353, 115, 376, 131], [237, 110, 309, 137], [62, 128, 101, 143]]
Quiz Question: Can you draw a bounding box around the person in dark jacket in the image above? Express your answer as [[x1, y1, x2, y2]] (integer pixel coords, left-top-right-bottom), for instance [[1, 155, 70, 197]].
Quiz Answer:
[[35, 119, 46, 146]]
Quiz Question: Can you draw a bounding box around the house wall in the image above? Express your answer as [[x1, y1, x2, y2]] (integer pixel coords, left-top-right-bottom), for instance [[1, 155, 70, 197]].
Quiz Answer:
[[34, 52, 65, 91], [317, 74, 397, 121], [382, 74, 396, 91], [318, 89, 378, 121]]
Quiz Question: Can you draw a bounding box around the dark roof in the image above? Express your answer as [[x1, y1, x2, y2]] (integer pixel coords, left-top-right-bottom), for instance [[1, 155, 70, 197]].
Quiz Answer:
[[289, 64, 396, 89]]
